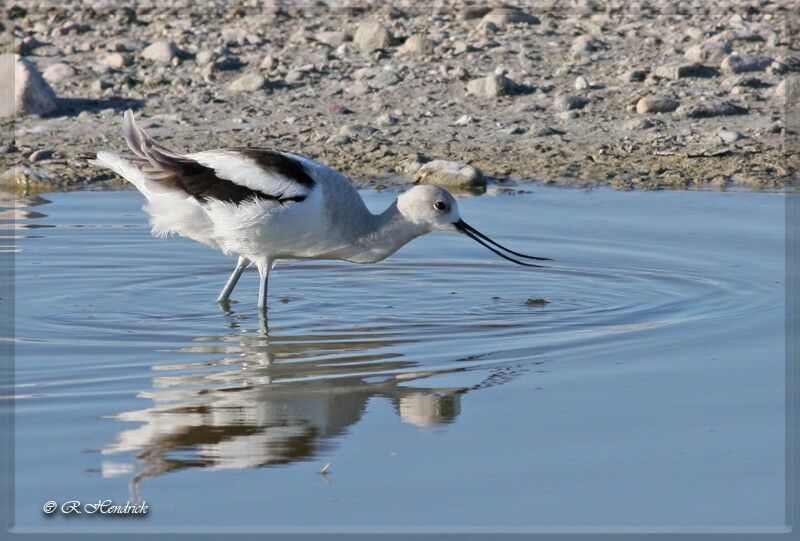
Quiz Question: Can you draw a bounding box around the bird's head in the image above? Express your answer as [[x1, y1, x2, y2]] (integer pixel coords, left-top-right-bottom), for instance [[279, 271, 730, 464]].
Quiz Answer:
[[397, 184, 553, 267], [397, 185, 461, 231]]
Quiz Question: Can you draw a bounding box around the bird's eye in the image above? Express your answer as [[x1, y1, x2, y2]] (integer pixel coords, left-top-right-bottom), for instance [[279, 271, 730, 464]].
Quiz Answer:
[[433, 201, 447, 211]]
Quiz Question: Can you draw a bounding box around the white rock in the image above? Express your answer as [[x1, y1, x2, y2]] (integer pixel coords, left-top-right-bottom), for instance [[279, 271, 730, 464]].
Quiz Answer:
[[260, 54, 276, 70], [684, 39, 732, 63], [221, 27, 248, 46], [481, 7, 540, 26], [574, 75, 590, 90], [720, 54, 773, 74], [315, 31, 348, 48], [354, 20, 392, 51], [467, 74, 513, 98], [101, 52, 131, 69], [141, 41, 179, 64], [718, 129, 743, 143], [42, 62, 75, 84], [0, 54, 59, 118], [415, 160, 485, 188], [196, 50, 214, 65], [228, 73, 266, 92], [570, 35, 594, 55], [375, 113, 397, 127], [401, 35, 435, 55]]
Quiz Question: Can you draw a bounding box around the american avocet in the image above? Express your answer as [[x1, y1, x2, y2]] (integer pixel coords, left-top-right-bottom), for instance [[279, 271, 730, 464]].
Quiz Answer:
[[90, 110, 550, 313]]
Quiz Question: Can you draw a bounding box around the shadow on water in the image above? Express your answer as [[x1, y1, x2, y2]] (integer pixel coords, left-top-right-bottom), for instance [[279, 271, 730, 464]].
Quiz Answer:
[[101, 308, 529, 502]]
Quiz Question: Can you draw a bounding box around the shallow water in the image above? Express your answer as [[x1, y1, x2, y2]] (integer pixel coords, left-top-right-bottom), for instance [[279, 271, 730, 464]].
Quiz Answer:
[[5, 187, 785, 532]]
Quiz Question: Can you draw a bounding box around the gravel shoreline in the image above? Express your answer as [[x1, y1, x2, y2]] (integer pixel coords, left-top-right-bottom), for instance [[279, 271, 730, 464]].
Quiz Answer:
[[2, 1, 797, 194]]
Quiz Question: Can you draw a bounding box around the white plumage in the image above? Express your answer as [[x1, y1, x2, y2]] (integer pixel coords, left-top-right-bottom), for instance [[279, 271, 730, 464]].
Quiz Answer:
[[92, 110, 550, 313]]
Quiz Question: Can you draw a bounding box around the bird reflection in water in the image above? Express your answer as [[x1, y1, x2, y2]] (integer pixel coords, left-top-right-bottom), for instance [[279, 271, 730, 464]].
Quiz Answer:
[[101, 311, 526, 501]]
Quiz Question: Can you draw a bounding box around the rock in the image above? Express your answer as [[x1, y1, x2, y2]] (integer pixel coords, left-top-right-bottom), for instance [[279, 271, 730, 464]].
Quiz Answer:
[[467, 74, 514, 98], [401, 35, 435, 55], [260, 54, 276, 70], [101, 52, 132, 69], [414, 159, 485, 188], [327, 104, 352, 115], [623, 118, 655, 130], [346, 80, 371, 96], [28, 149, 54, 162], [0, 54, 59, 118], [403, 155, 427, 176], [774, 79, 785, 98], [636, 96, 679, 114], [503, 125, 525, 135], [574, 75, 590, 90], [141, 41, 180, 64], [654, 62, 718, 79], [91, 79, 110, 93], [570, 35, 595, 55], [458, 6, 492, 20], [340, 124, 377, 138], [718, 129, 743, 143], [453, 114, 474, 126], [375, 113, 397, 127], [42, 62, 75, 84], [373, 69, 401, 87], [228, 73, 266, 92], [766, 121, 782, 133], [107, 38, 144, 53], [720, 54, 773, 74], [574, 75, 599, 90], [532, 125, 565, 137], [478, 20, 499, 34], [196, 50, 214, 65], [677, 100, 748, 118], [221, 27, 249, 46], [481, 7, 540, 26], [554, 94, 589, 111], [213, 55, 243, 71], [316, 31, 348, 48], [285, 70, 304, 83], [0, 166, 56, 191], [684, 39, 732, 63], [622, 69, 647, 82], [326, 134, 351, 145], [452, 41, 469, 55], [524, 298, 550, 306], [353, 20, 393, 51], [15, 36, 42, 56]]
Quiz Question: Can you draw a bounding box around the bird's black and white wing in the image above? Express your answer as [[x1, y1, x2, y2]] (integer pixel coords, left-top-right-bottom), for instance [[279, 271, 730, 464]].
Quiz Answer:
[[119, 109, 315, 206]]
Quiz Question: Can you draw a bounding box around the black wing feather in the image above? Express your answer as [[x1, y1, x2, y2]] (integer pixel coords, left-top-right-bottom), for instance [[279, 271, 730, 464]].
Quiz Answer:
[[121, 110, 312, 205]]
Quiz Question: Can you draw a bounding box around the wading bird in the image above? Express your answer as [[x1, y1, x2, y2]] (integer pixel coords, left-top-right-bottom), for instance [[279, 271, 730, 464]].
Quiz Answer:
[[90, 110, 550, 313]]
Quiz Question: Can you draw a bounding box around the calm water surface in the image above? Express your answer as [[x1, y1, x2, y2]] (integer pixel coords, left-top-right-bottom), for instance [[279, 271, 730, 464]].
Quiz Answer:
[[5, 187, 785, 532]]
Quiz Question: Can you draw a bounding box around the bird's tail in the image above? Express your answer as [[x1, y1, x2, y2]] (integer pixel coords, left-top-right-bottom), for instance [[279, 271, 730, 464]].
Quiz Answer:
[[121, 109, 184, 168], [89, 150, 155, 200], [87, 110, 186, 200]]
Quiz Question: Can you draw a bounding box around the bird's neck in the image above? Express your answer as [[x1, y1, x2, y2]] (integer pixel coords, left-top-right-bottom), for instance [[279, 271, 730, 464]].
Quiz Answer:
[[347, 201, 428, 263]]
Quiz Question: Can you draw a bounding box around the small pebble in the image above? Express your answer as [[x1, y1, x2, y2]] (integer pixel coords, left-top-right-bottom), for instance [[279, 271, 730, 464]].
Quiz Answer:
[[555, 94, 589, 111], [717, 129, 743, 144], [636, 96, 680, 114]]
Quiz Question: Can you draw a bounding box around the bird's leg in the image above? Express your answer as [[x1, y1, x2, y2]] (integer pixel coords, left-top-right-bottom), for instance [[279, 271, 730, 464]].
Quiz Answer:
[[216, 255, 250, 303], [257, 258, 273, 315]]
